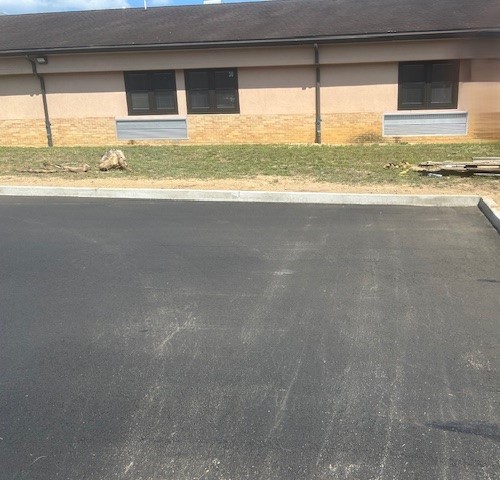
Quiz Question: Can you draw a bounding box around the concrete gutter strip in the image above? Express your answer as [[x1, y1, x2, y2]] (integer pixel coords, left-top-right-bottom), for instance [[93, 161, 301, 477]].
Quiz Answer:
[[235, 191, 480, 207], [0, 186, 480, 207], [478, 197, 500, 233], [0, 185, 497, 231]]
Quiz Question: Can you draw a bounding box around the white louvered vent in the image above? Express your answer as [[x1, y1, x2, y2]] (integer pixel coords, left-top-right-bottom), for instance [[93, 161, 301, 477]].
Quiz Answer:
[[383, 112, 468, 136], [116, 118, 188, 140]]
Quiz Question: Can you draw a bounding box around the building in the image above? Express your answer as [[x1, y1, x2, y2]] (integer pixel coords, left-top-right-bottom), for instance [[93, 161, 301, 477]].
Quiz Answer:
[[0, 0, 499, 147]]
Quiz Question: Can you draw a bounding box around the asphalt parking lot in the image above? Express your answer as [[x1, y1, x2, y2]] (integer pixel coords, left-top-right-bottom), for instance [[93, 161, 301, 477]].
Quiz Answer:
[[0, 198, 499, 479]]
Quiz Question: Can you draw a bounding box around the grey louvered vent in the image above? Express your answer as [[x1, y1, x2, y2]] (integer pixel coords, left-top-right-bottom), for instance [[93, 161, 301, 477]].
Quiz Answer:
[[383, 112, 468, 136], [116, 118, 187, 140]]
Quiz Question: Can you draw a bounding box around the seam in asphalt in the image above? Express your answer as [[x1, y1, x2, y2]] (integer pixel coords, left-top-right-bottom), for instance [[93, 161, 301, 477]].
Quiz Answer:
[[0, 186, 498, 233]]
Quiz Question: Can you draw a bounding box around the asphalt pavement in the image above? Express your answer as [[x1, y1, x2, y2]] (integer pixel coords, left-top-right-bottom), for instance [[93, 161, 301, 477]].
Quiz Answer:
[[0, 198, 499, 479]]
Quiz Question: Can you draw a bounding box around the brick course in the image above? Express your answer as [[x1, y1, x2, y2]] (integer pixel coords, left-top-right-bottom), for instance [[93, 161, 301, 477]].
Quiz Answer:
[[51, 118, 118, 146], [469, 112, 500, 141], [0, 112, 497, 146], [187, 114, 315, 144], [0, 119, 47, 147], [322, 113, 383, 144]]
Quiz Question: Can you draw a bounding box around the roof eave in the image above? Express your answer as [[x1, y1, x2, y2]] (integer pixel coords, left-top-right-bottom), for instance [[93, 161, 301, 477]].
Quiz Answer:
[[0, 28, 498, 57]]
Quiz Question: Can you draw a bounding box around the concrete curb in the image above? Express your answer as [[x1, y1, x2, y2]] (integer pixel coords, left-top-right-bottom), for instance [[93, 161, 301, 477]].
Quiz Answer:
[[0, 185, 497, 232], [478, 197, 500, 233], [0, 186, 480, 207]]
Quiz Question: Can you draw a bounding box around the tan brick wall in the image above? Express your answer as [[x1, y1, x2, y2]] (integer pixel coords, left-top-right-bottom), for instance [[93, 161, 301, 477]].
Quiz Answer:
[[0, 112, 498, 147], [469, 112, 500, 141], [0, 119, 47, 146], [47, 115, 316, 146], [186, 115, 315, 144], [323, 112, 499, 144], [322, 113, 383, 144], [51, 118, 118, 146]]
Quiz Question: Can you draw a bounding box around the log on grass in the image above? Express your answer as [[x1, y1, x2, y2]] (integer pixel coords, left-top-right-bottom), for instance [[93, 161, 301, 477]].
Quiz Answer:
[[99, 149, 128, 171]]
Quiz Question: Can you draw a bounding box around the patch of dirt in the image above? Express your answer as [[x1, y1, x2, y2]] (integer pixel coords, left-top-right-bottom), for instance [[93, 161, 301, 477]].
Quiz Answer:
[[0, 175, 498, 204]]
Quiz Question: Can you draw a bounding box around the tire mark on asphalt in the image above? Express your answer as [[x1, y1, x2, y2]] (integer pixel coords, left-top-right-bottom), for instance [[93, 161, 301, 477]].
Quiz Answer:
[[267, 345, 305, 440], [376, 363, 403, 480], [314, 244, 391, 477]]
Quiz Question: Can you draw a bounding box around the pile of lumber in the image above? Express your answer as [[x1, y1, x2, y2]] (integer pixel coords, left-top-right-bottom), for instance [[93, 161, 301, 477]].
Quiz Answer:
[[412, 157, 500, 177]]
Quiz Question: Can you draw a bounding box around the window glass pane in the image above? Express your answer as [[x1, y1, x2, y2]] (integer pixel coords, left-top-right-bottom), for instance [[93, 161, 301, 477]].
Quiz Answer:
[[400, 64, 426, 83], [214, 70, 236, 89], [131, 92, 150, 110], [401, 83, 425, 107], [189, 90, 210, 109], [430, 82, 453, 105], [156, 91, 176, 110], [431, 63, 455, 82], [125, 71, 177, 115], [186, 69, 238, 113], [152, 73, 175, 91], [188, 71, 210, 89], [127, 73, 148, 90], [399, 61, 458, 110], [216, 89, 237, 110]]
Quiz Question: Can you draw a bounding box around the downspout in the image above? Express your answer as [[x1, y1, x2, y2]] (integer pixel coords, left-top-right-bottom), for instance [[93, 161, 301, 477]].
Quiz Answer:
[[26, 56, 53, 147], [314, 44, 321, 144]]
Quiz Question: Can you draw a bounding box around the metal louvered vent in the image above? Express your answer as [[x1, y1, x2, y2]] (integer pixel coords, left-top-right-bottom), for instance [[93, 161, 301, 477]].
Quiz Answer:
[[116, 118, 188, 140], [383, 112, 468, 136]]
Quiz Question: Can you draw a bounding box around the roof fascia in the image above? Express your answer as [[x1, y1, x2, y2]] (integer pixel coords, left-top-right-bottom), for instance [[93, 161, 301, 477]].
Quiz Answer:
[[0, 28, 498, 57]]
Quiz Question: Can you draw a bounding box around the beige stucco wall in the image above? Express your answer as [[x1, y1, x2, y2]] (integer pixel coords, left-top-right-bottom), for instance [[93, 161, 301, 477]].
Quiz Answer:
[[460, 59, 500, 141], [175, 70, 188, 116], [321, 63, 397, 113], [1, 66, 318, 119], [1, 38, 499, 77], [0, 62, 416, 121], [0, 75, 44, 119], [319, 38, 500, 66], [459, 59, 500, 112], [239, 66, 315, 114], [4, 46, 497, 123], [45, 72, 128, 118], [0, 70, 189, 120]]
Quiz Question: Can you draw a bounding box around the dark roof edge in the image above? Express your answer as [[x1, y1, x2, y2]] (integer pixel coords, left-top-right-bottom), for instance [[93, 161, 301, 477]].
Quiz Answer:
[[1, 28, 499, 57]]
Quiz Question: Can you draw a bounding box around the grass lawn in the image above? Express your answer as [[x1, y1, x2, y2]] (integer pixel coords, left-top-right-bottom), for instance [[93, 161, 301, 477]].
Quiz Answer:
[[0, 143, 499, 188]]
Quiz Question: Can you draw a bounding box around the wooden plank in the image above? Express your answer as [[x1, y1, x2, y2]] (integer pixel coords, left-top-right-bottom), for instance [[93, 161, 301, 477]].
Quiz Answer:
[[472, 157, 500, 162]]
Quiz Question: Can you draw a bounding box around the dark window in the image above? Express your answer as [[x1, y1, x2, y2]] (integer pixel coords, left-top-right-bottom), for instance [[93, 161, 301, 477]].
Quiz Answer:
[[124, 71, 178, 115], [398, 61, 459, 110], [185, 68, 239, 114]]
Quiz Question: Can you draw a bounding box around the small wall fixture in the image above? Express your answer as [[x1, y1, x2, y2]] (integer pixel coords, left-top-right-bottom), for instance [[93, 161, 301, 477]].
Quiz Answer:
[[35, 56, 48, 65]]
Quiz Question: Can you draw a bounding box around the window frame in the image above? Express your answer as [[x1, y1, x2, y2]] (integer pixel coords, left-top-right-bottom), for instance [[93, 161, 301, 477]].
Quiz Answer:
[[185, 68, 240, 114], [398, 60, 459, 111], [124, 70, 178, 116]]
